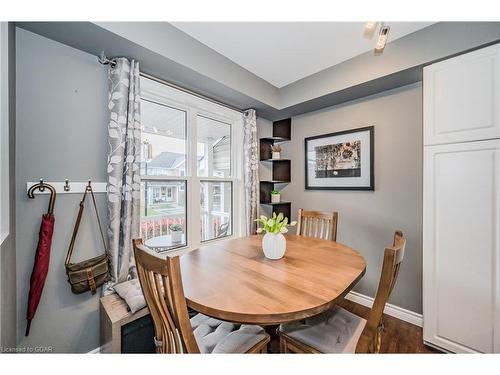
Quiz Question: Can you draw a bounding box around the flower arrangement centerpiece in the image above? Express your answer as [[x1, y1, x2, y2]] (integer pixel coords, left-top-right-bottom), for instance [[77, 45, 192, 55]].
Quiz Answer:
[[169, 224, 183, 243], [255, 213, 296, 259], [270, 144, 282, 159]]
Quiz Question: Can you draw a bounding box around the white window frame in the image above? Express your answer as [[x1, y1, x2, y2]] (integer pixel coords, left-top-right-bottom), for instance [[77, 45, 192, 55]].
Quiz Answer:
[[140, 77, 244, 255]]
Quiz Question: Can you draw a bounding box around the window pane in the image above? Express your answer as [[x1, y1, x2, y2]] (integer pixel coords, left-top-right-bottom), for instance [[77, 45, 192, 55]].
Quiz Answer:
[[141, 100, 187, 177], [200, 181, 232, 241], [140, 180, 186, 252], [197, 116, 231, 177]]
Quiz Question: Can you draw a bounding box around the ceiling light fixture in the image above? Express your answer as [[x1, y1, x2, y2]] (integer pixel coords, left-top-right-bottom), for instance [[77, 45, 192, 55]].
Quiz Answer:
[[363, 22, 378, 38], [374, 24, 390, 54]]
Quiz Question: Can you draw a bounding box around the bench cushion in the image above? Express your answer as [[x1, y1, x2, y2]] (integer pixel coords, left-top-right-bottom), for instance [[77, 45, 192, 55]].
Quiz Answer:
[[113, 279, 146, 313]]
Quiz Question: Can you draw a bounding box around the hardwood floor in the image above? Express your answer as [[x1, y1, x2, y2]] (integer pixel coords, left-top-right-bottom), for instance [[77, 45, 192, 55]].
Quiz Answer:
[[268, 300, 442, 354], [338, 299, 441, 354]]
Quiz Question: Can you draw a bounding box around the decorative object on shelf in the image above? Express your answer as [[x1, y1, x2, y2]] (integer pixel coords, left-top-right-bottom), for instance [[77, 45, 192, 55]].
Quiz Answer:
[[270, 144, 282, 159], [305, 126, 374, 190], [169, 224, 183, 243], [255, 213, 297, 260], [270, 189, 281, 203]]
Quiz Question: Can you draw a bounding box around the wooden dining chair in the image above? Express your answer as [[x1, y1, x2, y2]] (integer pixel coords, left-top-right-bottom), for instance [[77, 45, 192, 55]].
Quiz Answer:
[[279, 230, 406, 354], [296, 209, 339, 241], [133, 239, 270, 354]]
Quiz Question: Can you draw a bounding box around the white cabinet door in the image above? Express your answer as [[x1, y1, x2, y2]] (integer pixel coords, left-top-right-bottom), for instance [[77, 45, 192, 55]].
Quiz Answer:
[[424, 43, 500, 146], [423, 139, 500, 353]]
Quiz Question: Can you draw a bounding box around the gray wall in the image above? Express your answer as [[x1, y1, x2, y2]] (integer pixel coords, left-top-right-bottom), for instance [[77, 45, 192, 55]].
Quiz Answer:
[[15, 28, 108, 353], [281, 83, 423, 313], [1, 22, 17, 349]]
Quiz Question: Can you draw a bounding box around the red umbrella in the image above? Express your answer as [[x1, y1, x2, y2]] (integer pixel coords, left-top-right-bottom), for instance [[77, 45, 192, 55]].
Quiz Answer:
[[25, 182, 56, 336]]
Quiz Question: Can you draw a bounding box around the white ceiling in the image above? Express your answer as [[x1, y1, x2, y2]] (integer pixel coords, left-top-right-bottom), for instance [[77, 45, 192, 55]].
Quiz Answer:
[[171, 22, 435, 88]]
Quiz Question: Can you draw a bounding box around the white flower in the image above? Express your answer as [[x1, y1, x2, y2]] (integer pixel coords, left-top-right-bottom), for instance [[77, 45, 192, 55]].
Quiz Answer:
[[290, 221, 297, 226], [280, 227, 289, 234], [256, 228, 263, 234]]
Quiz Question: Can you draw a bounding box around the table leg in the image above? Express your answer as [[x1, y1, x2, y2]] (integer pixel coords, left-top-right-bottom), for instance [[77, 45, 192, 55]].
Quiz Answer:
[[264, 324, 281, 353]]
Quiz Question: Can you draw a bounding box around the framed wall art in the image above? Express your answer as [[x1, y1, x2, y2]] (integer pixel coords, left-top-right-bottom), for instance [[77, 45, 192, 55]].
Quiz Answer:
[[304, 126, 374, 190]]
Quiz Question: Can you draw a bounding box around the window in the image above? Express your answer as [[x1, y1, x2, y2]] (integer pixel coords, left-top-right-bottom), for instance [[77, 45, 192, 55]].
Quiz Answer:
[[200, 181, 232, 241], [197, 115, 231, 178], [140, 77, 243, 252], [140, 98, 188, 251]]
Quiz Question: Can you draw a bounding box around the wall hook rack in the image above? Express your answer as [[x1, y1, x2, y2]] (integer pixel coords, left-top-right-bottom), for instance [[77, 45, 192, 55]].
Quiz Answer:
[[26, 180, 107, 195]]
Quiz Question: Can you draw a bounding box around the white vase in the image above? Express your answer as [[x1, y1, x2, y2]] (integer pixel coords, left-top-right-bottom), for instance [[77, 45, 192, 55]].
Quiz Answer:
[[271, 194, 281, 203], [272, 151, 280, 159], [262, 232, 286, 260], [171, 232, 182, 243]]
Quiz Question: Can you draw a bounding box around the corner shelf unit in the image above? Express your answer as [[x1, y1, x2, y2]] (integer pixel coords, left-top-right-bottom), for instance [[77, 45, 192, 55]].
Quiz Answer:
[[259, 118, 292, 219]]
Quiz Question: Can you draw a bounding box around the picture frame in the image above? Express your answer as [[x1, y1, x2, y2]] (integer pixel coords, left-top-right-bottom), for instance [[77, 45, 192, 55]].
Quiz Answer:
[[304, 126, 374, 190]]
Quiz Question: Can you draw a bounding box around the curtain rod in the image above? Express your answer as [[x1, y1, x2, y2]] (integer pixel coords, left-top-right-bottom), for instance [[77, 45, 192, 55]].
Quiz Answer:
[[97, 52, 245, 114]]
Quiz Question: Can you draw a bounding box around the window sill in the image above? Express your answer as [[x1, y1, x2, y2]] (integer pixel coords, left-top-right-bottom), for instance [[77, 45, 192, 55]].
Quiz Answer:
[[153, 235, 237, 258], [200, 234, 234, 246]]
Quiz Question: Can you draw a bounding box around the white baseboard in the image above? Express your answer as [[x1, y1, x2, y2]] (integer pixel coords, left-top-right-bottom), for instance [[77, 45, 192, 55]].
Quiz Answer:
[[87, 346, 101, 354], [345, 291, 423, 327]]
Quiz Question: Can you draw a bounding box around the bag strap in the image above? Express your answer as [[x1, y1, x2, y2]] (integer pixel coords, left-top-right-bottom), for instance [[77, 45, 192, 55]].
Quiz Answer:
[[65, 185, 107, 266]]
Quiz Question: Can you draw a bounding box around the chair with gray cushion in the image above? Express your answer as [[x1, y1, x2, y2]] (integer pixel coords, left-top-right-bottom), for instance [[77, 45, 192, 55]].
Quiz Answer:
[[279, 230, 406, 353], [133, 239, 270, 354]]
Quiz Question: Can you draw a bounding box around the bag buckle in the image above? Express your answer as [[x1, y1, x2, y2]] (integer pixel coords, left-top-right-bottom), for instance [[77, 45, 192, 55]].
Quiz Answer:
[[86, 267, 96, 295], [154, 336, 163, 348]]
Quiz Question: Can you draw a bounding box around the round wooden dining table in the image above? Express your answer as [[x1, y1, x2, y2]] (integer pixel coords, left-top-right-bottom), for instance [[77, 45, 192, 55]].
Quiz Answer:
[[180, 234, 366, 325]]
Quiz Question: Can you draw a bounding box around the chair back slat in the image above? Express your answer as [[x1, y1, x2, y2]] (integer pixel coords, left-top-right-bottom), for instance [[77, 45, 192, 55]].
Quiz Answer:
[[296, 209, 338, 241], [355, 230, 406, 353], [133, 239, 200, 354]]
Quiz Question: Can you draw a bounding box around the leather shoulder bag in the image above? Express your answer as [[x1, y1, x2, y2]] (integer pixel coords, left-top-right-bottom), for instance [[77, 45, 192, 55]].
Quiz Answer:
[[65, 185, 110, 295]]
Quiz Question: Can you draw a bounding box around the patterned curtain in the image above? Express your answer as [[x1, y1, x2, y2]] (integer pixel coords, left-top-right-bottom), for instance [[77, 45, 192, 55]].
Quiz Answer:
[[243, 109, 259, 235], [104, 58, 142, 294]]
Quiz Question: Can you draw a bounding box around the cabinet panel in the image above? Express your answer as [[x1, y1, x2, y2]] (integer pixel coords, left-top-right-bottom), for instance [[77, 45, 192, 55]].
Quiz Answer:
[[423, 140, 500, 353], [424, 44, 500, 146]]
